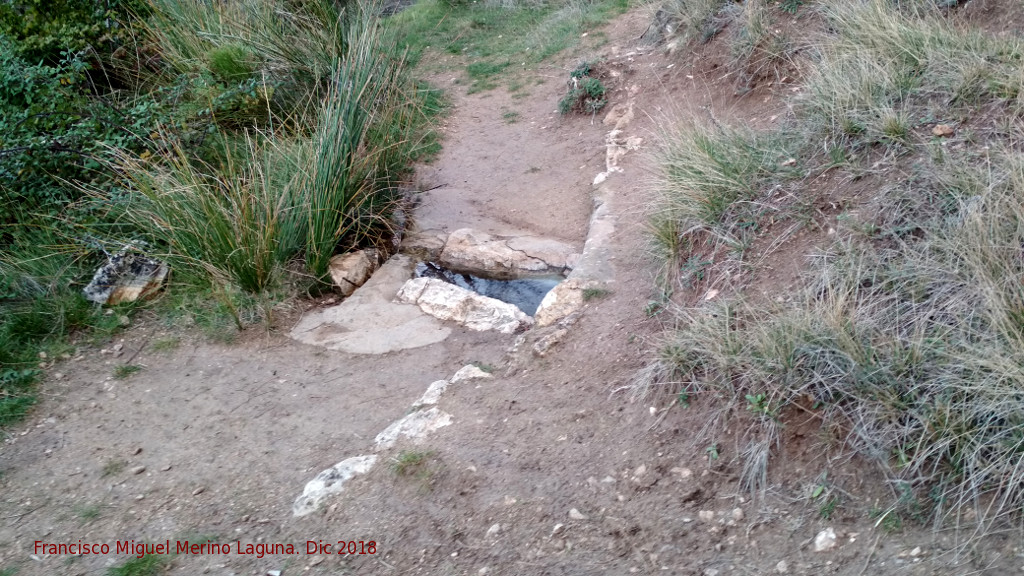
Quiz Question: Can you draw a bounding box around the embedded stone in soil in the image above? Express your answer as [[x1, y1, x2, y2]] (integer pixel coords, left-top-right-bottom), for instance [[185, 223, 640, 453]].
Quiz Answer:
[[415, 261, 560, 316]]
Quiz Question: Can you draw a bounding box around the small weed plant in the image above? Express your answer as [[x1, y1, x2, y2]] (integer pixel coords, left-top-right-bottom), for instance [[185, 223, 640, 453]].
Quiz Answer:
[[113, 365, 142, 380], [106, 553, 169, 576], [559, 61, 608, 115], [101, 459, 127, 478], [391, 450, 439, 491], [582, 287, 612, 301]]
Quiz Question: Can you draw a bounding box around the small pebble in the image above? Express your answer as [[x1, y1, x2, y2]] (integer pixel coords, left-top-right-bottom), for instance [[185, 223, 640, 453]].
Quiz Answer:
[[814, 528, 837, 552], [193, 487, 206, 496], [131, 466, 146, 475], [670, 467, 693, 479], [569, 508, 588, 521]]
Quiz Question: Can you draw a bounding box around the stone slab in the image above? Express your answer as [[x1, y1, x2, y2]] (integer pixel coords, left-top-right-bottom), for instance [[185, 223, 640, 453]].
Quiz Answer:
[[289, 255, 451, 354]]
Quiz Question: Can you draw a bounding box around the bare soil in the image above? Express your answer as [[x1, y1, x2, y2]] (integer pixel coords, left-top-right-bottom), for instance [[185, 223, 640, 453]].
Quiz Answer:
[[2, 6, 1022, 576]]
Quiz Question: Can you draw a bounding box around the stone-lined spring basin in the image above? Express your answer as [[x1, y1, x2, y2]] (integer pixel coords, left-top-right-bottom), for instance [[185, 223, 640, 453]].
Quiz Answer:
[[415, 262, 561, 316]]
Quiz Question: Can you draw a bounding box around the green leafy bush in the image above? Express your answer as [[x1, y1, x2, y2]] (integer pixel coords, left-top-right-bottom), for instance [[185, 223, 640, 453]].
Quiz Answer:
[[0, 0, 147, 64], [0, 41, 162, 230]]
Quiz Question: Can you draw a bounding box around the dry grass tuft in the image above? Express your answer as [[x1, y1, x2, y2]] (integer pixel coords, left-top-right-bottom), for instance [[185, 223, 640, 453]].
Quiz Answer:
[[648, 0, 1024, 537]]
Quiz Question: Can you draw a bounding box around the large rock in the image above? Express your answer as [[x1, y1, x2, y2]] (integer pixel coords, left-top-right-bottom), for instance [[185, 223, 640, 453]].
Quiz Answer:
[[292, 455, 377, 517], [534, 279, 586, 327], [83, 250, 168, 306], [396, 277, 533, 334], [329, 248, 379, 297], [374, 407, 453, 450], [401, 231, 447, 261], [439, 228, 577, 277]]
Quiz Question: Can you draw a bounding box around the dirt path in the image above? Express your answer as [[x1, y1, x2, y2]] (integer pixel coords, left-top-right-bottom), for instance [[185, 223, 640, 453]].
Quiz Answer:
[[413, 74, 603, 241], [1, 7, 1020, 576]]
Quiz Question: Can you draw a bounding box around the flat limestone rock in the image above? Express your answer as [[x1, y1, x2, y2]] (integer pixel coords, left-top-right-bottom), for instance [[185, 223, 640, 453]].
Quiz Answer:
[[396, 277, 533, 334], [439, 228, 576, 277], [450, 365, 493, 383], [401, 231, 447, 260], [413, 380, 449, 407], [374, 407, 453, 450], [292, 455, 377, 517], [290, 255, 451, 354]]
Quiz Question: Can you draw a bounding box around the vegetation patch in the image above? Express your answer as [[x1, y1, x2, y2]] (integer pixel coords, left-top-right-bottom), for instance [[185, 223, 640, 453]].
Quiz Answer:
[[106, 552, 169, 576], [386, 0, 628, 91], [74, 503, 103, 523], [558, 61, 609, 115], [659, 0, 733, 45], [390, 449, 440, 491], [649, 0, 1024, 533], [724, 0, 798, 88], [113, 365, 143, 380], [0, 0, 446, 428]]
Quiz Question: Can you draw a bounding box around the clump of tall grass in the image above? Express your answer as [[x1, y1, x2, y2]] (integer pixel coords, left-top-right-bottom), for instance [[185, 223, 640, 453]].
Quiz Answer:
[[725, 0, 796, 86], [120, 11, 419, 289], [119, 133, 304, 293], [803, 0, 1024, 150], [302, 20, 409, 280], [650, 119, 793, 282], [146, 0, 349, 96], [656, 121, 785, 227], [661, 0, 733, 44]]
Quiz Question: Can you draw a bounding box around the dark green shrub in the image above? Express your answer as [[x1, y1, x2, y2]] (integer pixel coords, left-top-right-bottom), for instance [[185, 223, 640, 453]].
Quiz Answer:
[[0, 40, 163, 230], [0, 0, 148, 64]]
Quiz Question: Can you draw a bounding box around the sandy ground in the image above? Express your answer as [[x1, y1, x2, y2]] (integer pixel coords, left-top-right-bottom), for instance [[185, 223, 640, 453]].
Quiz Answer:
[[2, 6, 1023, 576]]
